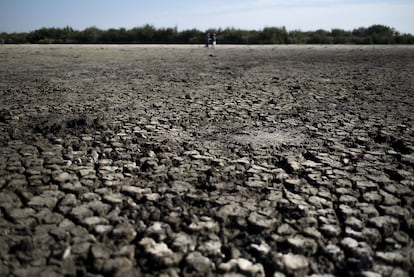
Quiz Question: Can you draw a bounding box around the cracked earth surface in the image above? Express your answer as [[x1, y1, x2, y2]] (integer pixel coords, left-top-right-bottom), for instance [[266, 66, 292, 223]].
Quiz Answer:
[[0, 45, 413, 276]]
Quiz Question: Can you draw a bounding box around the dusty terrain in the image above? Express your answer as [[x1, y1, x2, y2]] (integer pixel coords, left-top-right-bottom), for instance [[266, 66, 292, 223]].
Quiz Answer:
[[0, 44, 413, 276]]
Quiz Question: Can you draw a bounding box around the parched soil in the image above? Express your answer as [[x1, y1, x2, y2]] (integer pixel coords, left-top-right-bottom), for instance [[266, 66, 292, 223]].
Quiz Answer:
[[0, 44, 413, 276]]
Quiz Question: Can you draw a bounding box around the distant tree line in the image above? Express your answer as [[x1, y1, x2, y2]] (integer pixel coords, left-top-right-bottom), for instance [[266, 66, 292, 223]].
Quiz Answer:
[[1, 24, 413, 44]]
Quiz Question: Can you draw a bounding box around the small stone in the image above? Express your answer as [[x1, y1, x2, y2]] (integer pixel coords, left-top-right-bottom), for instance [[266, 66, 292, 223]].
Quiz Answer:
[[144, 193, 160, 201], [356, 180, 378, 191], [234, 157, 250, 165], [379, 205, 409, 219], [0, 191, 22, 209], [112, 223, 137, 243], [53, 172, 73, 183], [341, 237, 359, 250], [102, 257, 134, 276], [248, 212, 277, 230], [90, 243, 111, 259], [380, 190, 400, 206], [362, 228, 382, 245], [59, 218, 76, 229], [250, 241, 271, 256], [48, 224, 69, 242], [219, 258, 265, 276], [139, 237, 179, 266], [375, 251, 408, 266], [401, 154, 414, 166], [7, 207, 36, 222], [308, 196, 330, 209], [324, 244, 345, 262], [339, 195, 358, 205], [169, 181, 192, 194], [98, 159, 113, 166], [189, 218, 220, 234], [83, 216, 108, 227], [393, 231, 410, 246], [389, 268, 410, 277], [198, 240, 222, 257], [345, 217, 364, 231], [70, 206, 93, 222], [284, 178, 302, 190], [116, 245, 136, 260], [368, 216, 399, 237], [245, 180, 266, 188], [121, 185, 151, 199], [361, 271, 382, 277], [275, 253, 309, 276], [285, 157, 302, 173], [81, 192, 101, 201], [61, 181, 88, 195], [36, 209, 64, 224], [59, 194, 78, 208], [320, 224, 341, 237], [72, 242, 92, 259], [277, 223, 296, 236], [357, 204, 379, 220], [103, 193, 123, 205], [363, 191, 382, 204], [87, 200, 111, 216], [146, 221, 170, 241], [237, 259, 264, 275], [94, 225, 113, 235], [184, 251, 213, 274], [28, 194, 58, 210], [303, 227, 323, 241], [216, 203, 249, 223], [78, 167, 96, 177], [339, 204, 359, 218], [287, 235, 318, 255], [345, 226, 364, 240], [172, 232, 195, 253], [348, 242, 374, 269]]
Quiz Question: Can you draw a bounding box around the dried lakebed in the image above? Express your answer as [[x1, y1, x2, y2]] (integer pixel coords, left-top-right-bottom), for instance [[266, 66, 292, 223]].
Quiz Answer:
[[0, 45, 413, 276]]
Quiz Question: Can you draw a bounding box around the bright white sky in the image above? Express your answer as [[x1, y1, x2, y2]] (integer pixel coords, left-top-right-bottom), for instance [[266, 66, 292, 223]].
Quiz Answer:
[[0, 0, 413, 34]]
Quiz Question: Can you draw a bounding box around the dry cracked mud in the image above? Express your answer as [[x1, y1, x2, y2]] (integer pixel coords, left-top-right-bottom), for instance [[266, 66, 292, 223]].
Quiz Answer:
[[0, 44, 413, 276]]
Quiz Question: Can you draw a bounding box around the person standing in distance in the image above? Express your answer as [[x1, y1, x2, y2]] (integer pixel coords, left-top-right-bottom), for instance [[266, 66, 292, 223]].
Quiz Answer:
[[212, 33, 217, 48], [205, 32, 211, 48]]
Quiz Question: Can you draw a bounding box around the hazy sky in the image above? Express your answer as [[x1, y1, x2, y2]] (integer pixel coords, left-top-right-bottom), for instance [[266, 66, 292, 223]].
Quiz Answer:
[[1, 0, 413, 34]]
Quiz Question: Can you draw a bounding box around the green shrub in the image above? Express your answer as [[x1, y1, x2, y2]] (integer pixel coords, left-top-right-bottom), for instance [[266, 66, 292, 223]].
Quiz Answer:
[[1, 24, 412, 44]]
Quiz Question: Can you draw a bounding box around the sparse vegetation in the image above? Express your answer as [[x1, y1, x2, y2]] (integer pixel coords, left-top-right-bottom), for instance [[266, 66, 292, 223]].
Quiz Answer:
[[1, 24, 413, 44]]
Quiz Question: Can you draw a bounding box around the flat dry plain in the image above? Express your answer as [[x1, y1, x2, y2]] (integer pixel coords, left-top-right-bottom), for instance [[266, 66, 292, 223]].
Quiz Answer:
[[0, 45, 413, 276]]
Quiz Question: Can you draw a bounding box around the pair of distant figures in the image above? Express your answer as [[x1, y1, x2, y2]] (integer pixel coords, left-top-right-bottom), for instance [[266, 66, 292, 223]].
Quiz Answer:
[[205, 33, 217, 48]]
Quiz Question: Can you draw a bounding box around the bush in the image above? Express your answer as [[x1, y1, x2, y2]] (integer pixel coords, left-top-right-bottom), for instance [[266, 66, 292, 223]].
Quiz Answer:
[[1, 24, 412, 44]]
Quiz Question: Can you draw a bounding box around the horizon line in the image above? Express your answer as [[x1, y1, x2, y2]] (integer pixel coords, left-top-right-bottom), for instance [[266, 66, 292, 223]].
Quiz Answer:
[[1, 24, 413, 35]]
